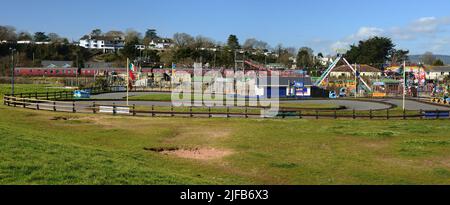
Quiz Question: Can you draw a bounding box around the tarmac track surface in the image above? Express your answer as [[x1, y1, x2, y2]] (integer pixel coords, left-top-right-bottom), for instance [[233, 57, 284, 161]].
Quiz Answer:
[[82, 92, 449, 111]]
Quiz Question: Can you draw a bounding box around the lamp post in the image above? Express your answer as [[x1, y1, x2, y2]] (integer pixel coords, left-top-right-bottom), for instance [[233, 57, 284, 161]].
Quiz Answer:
[[9, 48, 16, 96]]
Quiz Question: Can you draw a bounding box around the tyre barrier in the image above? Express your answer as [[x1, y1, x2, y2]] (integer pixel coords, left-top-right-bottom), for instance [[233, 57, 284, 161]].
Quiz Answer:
[[431, 97, 450, 105]]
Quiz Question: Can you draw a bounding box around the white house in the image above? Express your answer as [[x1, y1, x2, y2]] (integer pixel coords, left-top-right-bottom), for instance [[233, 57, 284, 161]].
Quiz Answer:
[[426, 66, 450, 80], [148, 38, 173, 49], [79, 35, 125, 52], [17, 40, 32, 44]]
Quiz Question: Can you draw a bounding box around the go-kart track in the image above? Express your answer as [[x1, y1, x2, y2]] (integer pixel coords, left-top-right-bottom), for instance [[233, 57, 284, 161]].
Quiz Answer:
[[4, 91, 450, 120], [85, 91, 449, 111]]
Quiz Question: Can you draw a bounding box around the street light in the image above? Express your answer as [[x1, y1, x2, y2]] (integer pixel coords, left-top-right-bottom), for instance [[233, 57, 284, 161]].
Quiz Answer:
[[9, 48, 16, 96]]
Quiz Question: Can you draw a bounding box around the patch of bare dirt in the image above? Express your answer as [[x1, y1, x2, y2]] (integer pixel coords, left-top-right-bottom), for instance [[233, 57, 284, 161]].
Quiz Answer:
[[77, 116, 115, 127], [144, 146, 233, 161], [50, 116, 79, 121]]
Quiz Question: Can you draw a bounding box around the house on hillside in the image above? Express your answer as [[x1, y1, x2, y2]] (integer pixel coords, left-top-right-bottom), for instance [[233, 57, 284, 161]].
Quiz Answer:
[[79, 35, 125, 52], [427, 66, 450, 80], [148, 38, 173, 49], [41, 60, 73, 68], [330, 64, 382, 78]]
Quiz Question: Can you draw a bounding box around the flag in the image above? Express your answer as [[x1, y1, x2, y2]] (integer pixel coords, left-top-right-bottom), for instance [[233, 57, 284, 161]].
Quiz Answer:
[[128, 62, 136, 80]]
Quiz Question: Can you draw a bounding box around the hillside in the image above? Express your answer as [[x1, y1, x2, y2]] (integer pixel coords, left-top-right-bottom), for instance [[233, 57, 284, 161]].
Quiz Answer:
[[409, 54, 450, 65]]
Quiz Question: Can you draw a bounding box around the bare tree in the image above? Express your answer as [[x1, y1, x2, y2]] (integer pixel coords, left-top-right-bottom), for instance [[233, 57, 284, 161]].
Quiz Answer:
[[421, 51, 436, 65], [0, 25, 17, 41], [173, 33, 194, 48]]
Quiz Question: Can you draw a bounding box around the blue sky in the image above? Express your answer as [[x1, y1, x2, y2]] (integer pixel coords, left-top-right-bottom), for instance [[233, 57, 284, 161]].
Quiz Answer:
[[2, 0, 450, 55]]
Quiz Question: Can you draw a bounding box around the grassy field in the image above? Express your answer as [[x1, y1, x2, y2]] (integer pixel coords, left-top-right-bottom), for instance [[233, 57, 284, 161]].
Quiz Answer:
[[0, 84, 72, 97], [1, 105, 450, 185]]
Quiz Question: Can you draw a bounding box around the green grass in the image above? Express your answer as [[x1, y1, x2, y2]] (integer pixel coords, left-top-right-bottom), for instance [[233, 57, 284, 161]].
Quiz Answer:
[[1, 105, 450, 185], [0, 84, 72, 97]]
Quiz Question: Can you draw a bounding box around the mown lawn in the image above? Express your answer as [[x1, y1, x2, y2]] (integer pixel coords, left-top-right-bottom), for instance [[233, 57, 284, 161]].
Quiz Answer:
[[0, 84, 72, 97], [1, 105, 450, 185]]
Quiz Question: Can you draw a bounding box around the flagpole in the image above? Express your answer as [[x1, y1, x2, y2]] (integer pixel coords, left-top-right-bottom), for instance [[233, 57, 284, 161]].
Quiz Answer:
[[126, 58, 129, 106], [402, 60, 406, 111]]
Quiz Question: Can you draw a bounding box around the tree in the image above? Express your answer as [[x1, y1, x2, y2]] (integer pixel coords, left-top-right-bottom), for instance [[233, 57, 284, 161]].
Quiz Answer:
[[145, 29, 159, 40], [389, 49, 409, 64], [17, 31, 32, 41], [432, 59, 444, 66], [296, 47, 314, 69], [90, 29, 102, 37], [0, 25, 17, 41], [159, 49, 175, 65], [105, 30, 124, 38], [193, 36, 215, 49], [422, 52, 436, 65], [33, 32, 49, 42], [122, 35, 140, 59], [48, 33, 61, 43], [227, 35, 240, 50], [173, 33, 194, 48], [345, 36, 395, 67], [125, 29, 142, 44], [243, 38, 269, 51]]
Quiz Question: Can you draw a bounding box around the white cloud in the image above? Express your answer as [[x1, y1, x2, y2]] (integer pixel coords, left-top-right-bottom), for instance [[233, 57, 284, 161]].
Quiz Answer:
[[427, 38, 450, 53], [325, 16, 450, 55], [329, 27, 385, 53], [350, 27, 385, 40]]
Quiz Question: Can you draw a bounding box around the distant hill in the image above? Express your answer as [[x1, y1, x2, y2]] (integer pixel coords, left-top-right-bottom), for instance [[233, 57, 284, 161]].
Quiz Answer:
[[409, 54, 450, 65]]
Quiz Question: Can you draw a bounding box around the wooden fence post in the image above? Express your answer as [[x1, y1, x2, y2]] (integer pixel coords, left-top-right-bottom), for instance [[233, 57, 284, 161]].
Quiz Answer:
[[386, 109, 389, 120], [334, 110, 337, 119], [36, 101, 39, 110], [133, 104, 136, 116], [316, 110, 319, 119], [245, 107, 248, 118], [352, 109, 356, 119], [72, 101, 76, 113], [113, 103, 116, 115], [419, 109, 423, 120], [227, 107, 230, 118], [209, 107, 212, 118], [93, 102, 96, 114], [403, 109, 406, 120], [190, 106, 193, 118], [35, 92, 38, 99], [46, 92, 49, 100], [369, 109, 372, 120], [53, 101, 56, 112], [298, 110, 302, 119], [23, 97, 26, 108], [171, 106, 174, 117], [151, 105, 155, 117]]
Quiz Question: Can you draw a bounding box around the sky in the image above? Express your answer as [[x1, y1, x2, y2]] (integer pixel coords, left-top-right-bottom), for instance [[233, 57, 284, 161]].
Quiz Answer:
[[2, 0, 450, 55]]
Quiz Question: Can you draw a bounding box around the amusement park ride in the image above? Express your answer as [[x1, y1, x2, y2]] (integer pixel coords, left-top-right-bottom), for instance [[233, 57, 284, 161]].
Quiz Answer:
[[314, 54, 372, 98]]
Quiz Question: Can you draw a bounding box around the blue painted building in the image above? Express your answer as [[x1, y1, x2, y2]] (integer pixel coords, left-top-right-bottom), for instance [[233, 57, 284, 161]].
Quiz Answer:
[[257, 77, 313, 98]]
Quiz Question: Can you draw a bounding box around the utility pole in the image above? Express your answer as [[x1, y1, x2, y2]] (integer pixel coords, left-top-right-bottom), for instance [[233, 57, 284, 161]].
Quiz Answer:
[[234, 50, 237, 73], [402, 61, 406, 111], [213, 49, 217, 68], [10, 48, 16, 96], [354, 63, 357, 98]]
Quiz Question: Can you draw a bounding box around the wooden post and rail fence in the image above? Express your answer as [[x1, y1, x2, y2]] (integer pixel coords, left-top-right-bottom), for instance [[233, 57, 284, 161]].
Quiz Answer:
[[3, 94, 450, 120]]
